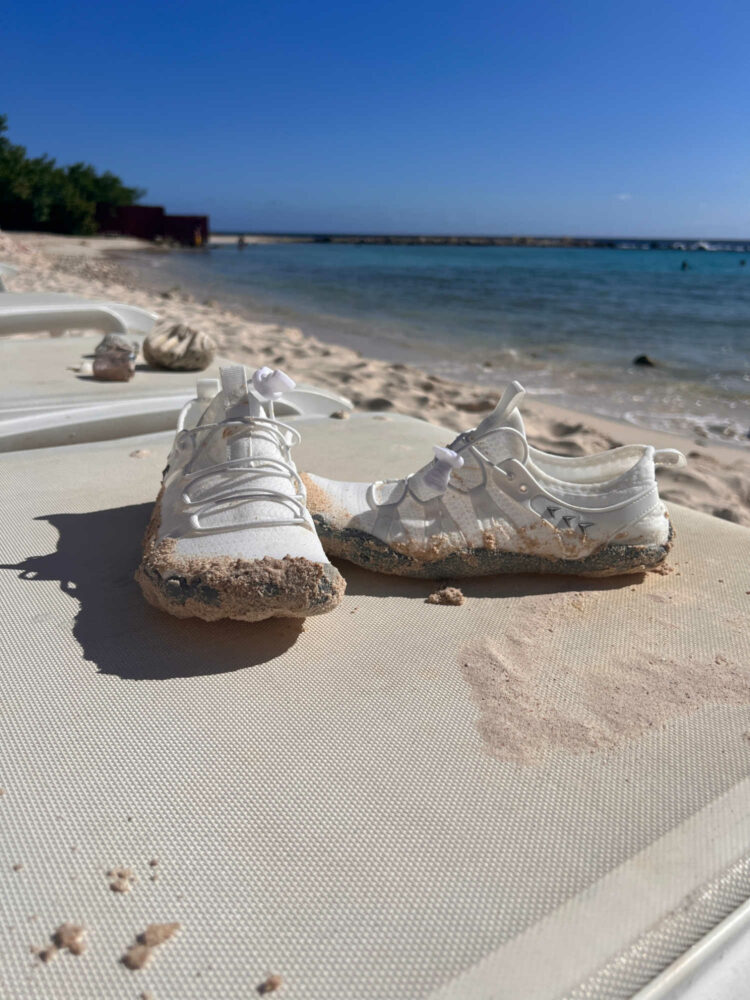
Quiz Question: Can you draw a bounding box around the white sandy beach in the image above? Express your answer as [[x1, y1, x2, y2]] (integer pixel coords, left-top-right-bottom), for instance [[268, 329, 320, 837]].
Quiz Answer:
[[2, 230, 749, 527]]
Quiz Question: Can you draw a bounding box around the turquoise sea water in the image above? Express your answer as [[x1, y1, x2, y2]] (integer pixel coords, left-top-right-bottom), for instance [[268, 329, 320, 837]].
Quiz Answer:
[[128, 243, 750, 444]]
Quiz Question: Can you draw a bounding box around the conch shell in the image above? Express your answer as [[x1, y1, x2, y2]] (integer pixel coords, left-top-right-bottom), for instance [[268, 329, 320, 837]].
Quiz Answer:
[[143, 322, 216, 371]]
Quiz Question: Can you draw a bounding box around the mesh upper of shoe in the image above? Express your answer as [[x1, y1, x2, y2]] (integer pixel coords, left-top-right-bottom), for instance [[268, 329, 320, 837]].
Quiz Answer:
[[306, 381, 673, 556], [156, 367, 331, 564]]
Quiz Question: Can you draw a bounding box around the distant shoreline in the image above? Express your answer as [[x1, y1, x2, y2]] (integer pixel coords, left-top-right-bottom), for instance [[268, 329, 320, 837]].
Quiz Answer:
[[209, 233, 750, 251], [6, 230, 748, 254]]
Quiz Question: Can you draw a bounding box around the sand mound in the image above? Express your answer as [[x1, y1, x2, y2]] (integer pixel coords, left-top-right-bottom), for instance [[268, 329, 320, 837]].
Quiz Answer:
[[460, 592, 750, 765]]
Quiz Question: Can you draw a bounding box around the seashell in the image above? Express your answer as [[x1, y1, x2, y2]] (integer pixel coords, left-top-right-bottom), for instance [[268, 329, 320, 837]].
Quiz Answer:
[[143, 322, 216, 371], [94, 332, 139, 356]]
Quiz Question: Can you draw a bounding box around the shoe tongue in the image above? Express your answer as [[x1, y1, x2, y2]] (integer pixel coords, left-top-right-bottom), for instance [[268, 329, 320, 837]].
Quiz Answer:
[[198, 365, 265, 426], [191, 364, 284, 480], [221, 364, 266, 419], [186, 367, 297, 531]]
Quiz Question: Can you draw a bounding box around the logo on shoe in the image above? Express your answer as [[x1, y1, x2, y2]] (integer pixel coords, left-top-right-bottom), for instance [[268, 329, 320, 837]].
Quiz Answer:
[[530, 496, 594, 536]]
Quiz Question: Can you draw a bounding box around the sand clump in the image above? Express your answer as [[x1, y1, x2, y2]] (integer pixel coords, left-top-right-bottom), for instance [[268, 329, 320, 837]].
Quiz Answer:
[[460, 591, 750, 765], [649, 561, 674, 576], [122, 922, 181, 970], [140, 923, 180, 947], [258, 973, 284, 994], [482, 530, 497, 551], [35, 923, 87, 963], [427, 586, 465, 606], [53, 922, 86, 955], [123, 945, 153, 971], [107, 866, 136, 893]]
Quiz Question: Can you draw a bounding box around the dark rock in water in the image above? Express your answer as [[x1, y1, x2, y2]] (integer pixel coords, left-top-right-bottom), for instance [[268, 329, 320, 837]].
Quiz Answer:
[[632, 354, 656, 367], [94, 332, 138, 356], [143, 322, 216, 371], [707, 422, 735, 439], [713, 507, 740, 523]]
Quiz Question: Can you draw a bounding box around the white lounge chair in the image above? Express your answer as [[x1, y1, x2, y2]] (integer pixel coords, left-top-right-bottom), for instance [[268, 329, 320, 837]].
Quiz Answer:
[[0, 262, 18, 291], [0, 291, 157, 337], [0, 413, 748, 999], [0, 332, 353, 450]]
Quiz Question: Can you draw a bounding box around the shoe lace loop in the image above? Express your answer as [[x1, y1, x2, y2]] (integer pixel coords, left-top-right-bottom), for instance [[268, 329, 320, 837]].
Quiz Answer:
[[179, 416, 309, 534]]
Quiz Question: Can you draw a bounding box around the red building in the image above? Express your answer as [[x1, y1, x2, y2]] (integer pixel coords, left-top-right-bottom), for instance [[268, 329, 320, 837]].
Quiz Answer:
[[96, 203, 209, 246]]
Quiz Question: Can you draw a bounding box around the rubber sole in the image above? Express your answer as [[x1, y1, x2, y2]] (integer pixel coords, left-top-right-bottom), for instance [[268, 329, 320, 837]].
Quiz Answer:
[[312, 515, 674, 579], [135, 494, 345, 622]]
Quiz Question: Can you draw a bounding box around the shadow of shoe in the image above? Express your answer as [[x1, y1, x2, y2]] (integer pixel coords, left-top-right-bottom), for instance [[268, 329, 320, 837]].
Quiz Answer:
[[1, 502, 303, 681]]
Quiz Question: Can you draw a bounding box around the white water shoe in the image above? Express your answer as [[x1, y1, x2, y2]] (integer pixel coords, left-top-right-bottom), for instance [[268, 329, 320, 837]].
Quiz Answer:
[[303, 381, 684, 578], [136, 365, 345, 621]]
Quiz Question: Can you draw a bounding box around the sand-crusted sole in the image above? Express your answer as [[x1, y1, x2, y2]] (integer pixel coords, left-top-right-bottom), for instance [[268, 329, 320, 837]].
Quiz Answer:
[[135, 493, 345, 622], [312, 515, 674, 579]]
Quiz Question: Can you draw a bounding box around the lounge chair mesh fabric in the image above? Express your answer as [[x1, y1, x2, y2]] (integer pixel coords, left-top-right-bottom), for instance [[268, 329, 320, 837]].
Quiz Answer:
[[1, 418, 749, 999]]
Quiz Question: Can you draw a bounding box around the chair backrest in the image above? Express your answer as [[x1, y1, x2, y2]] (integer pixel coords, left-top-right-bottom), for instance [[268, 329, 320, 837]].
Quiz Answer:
[[0, 292, 158, 336]]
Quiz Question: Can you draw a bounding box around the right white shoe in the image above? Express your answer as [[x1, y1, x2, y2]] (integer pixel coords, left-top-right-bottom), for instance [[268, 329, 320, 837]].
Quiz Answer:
[[304, 381, 686, 578], [136, 365, 345, 622]]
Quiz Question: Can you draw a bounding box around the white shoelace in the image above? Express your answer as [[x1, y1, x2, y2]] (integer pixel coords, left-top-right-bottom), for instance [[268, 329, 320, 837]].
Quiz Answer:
[[179, 416, 310, 534]]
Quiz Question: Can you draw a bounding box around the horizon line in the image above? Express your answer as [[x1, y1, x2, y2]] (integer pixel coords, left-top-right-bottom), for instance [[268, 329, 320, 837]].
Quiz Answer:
[[209, 230, 750, 243]]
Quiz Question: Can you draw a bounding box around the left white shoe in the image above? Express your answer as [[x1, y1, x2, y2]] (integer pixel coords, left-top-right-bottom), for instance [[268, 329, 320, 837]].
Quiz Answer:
[[136, 365, 345, 621], [303, 381, 684, 578]]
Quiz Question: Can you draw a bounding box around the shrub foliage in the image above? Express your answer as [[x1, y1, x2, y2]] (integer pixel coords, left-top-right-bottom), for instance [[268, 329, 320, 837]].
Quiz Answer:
[[0, 115, 144, 235]]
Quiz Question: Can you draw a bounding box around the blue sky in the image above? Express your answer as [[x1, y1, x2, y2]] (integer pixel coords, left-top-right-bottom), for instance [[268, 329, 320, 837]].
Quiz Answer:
[[2, 0, 748, 236]]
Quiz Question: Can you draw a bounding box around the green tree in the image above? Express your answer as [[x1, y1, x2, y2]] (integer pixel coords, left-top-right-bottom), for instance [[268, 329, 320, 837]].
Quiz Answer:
[[0, 115, 144, 235]]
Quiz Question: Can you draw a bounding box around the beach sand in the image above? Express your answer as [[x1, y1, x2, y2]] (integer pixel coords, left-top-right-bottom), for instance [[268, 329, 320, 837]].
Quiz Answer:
[[2, 230, 748, 527]]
